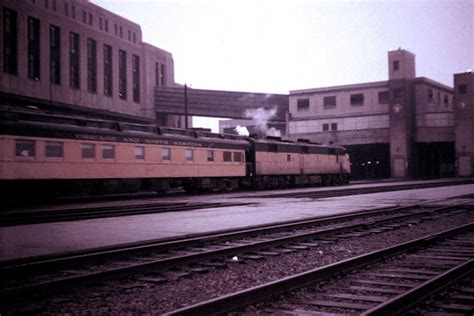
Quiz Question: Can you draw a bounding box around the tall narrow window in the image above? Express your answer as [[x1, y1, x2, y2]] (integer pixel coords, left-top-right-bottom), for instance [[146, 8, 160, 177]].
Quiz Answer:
[[155, 62, 160, 86], [50, 24, 61, 85], [28, 16, 41, 80], [118, 49, 127, 99], [132, 54, 140, 103], [69, 32, 80, 89], [87, 38, 97, 93], [103, 44, 112, 96], [3, 8, 18, 75], [160, 63, 165, 86]]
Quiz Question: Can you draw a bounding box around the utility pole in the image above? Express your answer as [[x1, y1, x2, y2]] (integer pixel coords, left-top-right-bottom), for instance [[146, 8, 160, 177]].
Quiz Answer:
[[184, 84, 189, 129]]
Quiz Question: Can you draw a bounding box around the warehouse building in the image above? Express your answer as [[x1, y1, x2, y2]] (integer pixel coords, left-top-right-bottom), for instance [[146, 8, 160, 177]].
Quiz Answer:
[[287, 49, 473, 179]]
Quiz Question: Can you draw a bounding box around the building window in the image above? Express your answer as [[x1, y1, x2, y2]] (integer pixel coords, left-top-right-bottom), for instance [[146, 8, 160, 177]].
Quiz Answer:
[[233, 152, 243, 162], [185, 149, 193, 161], [350, 93, 364, 106], [155, 62, 166, 86], [323, 96, 336, 109], [28, 16, 41, 80], [81, 143, 95, 158], [297, 98, 310, 111], [393, 60, 399, 71], [69, 32, 80, 89], [378, 91, 389, 104], [44, 0, 48, 9], [114, 24, 117, 35], [458, 84, 468, 95], [64, 2, 68, 16], [104, 20, 109, 32], [99, 17, 103, 30], [393, 88, 403, 99], [52, 0, 56, 11], [82, 10, 86, 23], [118, 49, 127, 99], [287, 154, 291, 162], [427, 88, 434, 101], [3, 8, 18, 75], [50, 25, 61, 85], [16, 140, 35, 157], [132, 55, 140, 103], [331, 123, 338, 131], [119, 26, 123, 38], [88, 12, 93, 26], [444, 94, 450, 107], [323, 123, 329, 131], [223, 151, 232, 162], [128, 30, 131, 41], [133, 32, 136, 43], [135, 146, 144, 160], [71, 5, 75, 19], [102, 144, 115, 159], [87, 38, 97, 93], [162, 147, 170, 160], [45, 141, 63, 158], [207, 150, 214, 162], [103, 44, 113, 97]]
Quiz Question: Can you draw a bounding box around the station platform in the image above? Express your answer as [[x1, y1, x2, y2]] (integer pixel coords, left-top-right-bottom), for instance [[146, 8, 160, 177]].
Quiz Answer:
[[1, 179, 473, 262]]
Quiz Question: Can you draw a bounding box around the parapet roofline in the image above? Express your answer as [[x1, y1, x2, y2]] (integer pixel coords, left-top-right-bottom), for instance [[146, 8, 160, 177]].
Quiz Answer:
[[290, 80, 388, 96], [414, 77, 453, 92]]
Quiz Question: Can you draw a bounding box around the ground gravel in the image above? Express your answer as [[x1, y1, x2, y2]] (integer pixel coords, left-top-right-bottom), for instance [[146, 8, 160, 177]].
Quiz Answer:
[[1, 210, 472, 315]]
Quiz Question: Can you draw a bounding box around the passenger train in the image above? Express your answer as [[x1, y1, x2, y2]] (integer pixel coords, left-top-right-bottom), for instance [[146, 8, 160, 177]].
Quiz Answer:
[[0, 110, 350, 199]]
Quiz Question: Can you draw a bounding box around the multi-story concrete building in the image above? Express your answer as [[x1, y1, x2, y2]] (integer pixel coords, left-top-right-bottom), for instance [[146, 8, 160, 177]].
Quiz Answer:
[[288, 49, 458, 179], [1, 0, 176, 124]]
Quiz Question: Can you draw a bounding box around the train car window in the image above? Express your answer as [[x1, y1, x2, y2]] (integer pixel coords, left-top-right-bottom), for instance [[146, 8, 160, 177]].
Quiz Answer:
[[81, 143, 95, 158], [135, 146, 145, 160], [287, 154, 291, 162], [185, 149, 193, 161], [15, 140, 35, 157], [45, 141, 63, 158], [162, 147, 170, 160], [102, 144, 115, 159], [207, 150, 214, 162], [223, 151, 232, 162], [233, 152, 243, 162]]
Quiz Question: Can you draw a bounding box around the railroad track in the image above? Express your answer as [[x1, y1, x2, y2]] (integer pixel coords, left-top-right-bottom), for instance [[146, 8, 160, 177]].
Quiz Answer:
[[1, 197, 471, 305], [3, 179, 472, 227], [252, 178, 474, 199], [166, 223, 474, 315], [0, 201, 252, 227]]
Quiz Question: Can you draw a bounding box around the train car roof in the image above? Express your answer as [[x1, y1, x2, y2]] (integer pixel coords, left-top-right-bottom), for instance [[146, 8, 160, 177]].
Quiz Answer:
[[0, 116, 250, 150]]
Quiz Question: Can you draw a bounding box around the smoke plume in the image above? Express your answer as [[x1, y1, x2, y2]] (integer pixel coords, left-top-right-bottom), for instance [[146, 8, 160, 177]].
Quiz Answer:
[[244, 107, 281, 137], [235, 125, 250, 136]]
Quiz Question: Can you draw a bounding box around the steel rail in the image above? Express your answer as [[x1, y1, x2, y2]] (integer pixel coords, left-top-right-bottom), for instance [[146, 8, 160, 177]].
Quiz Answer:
[[0, 203, 467, 300], [362, 259, 474, 315], [254, 179, 474, 199], [0, 202, 252, 227], [164, 223, 473, 316]]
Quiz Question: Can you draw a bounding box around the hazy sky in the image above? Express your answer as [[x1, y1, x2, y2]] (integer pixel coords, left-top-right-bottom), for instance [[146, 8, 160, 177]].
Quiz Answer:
[[91, 0, 473, 130], [92, 0, 472, 93]]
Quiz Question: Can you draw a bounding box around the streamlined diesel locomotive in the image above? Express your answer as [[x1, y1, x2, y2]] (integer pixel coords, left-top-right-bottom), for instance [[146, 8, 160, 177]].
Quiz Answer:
[[0, 110, 350, 199]]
